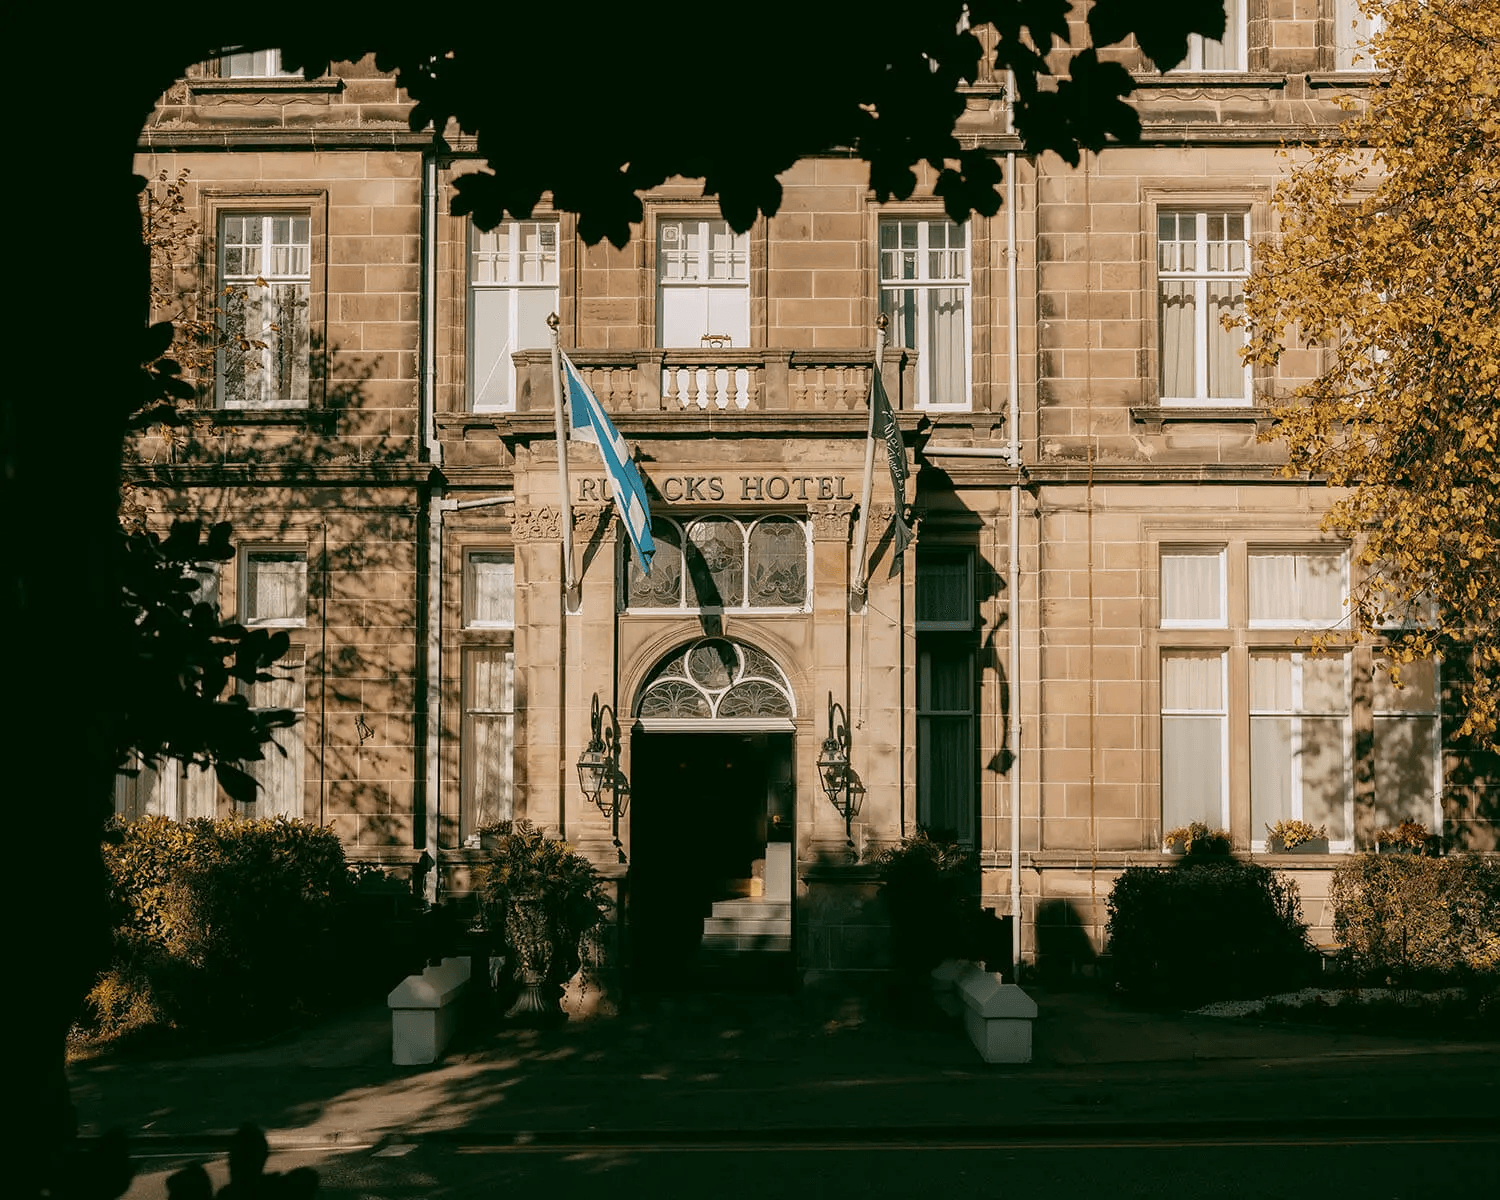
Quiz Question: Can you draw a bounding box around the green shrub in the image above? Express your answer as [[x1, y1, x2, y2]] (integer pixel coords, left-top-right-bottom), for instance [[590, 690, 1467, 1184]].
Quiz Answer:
[[876, 831, 980, 976], [1331, 853, 1500, 983], [89, 815, 359, 1038], [1106, 861, 1314, 1004]]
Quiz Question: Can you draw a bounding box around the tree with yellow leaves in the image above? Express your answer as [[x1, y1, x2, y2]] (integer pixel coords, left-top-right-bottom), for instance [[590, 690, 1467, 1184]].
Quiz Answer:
[[1243, 0, 1500, 748]]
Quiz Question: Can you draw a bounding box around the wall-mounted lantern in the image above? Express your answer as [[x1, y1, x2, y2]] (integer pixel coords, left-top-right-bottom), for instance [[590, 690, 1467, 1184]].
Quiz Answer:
[[816, 692, 859, 846]]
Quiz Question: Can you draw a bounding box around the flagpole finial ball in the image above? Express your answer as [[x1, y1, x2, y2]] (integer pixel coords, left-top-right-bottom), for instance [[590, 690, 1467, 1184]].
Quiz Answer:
[[546, 312, 560, 330], [876, 313, 888, 332]]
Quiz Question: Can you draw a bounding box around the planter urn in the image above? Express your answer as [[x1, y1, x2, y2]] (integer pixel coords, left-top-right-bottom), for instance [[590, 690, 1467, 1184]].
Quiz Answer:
[[503, 895, 560, 1020]]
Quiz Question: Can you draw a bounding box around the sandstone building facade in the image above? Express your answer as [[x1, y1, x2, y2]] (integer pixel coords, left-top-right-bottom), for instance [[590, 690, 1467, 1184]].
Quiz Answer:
[[122, 5, 1495, 985]]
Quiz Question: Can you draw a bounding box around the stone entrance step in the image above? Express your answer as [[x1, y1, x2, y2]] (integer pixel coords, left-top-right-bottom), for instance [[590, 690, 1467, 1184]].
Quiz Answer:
[[700, 896, 792, 953]]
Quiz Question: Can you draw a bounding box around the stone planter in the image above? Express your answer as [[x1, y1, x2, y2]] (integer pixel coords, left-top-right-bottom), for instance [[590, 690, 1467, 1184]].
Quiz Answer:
[[1267, 836, 1329, 855], [503, 895, 560, 1021]]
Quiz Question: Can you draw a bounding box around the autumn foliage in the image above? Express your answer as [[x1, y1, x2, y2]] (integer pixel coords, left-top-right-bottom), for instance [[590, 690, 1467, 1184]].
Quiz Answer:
[[1243, 0, 1500, 746]]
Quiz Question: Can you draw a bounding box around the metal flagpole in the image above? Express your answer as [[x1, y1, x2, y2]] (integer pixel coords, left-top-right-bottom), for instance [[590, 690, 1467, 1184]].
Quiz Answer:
[[547, 312, 576, 593], [850, 313, 888, 597]]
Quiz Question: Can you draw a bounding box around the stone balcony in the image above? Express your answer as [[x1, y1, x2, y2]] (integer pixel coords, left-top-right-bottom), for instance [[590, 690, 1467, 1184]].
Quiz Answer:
[[512, 346, 914, 417]]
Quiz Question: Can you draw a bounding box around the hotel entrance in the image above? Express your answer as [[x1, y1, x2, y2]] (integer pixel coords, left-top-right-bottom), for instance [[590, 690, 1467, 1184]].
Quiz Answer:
[[626, 730, 794, 988]]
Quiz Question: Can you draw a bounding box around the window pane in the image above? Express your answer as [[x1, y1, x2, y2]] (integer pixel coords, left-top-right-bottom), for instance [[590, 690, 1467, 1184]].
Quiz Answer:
[[628, 519, 683, 607], [242, 655, 305, 819], [920, 647, 972, 712], [1161, 550, 1222, 624], [1374, 715, 1439, 828], [917, 554, 973, 627], [686, 517, 745, 608], [747, 517, 807, 607], [1162, 652, 1223, 710], [1250, 716, 1294, 832], [463, 649, 514, 836], [1249, 553, 1297, 622], [1301, 655, 1349, 714], [1373, 659, 1438, 714], [1298, 553, 1346, 624], [245, 552, 306, 625], [1301, 717, 1348, 840], [470, 288, 512, 410], [927, 287, 967, 405], [1163, 715, 1224, 829], [1159, 281, 1197, 398], [918, 715, 975, 843], [466, 553, 514, 627], [1250, 652, 1293, 711], [1206, 282, 1246, 399]]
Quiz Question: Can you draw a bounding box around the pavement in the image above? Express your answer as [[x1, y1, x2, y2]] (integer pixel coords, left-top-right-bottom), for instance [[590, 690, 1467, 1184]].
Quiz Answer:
[[69, 980, 1500, 1156]]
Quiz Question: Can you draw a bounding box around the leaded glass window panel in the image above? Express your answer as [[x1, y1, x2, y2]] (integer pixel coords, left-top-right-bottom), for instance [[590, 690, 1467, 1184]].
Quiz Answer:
[[747, 516, 807, 607], [687, 517, 744, 608], [628, 518, 684, 607], [634, 638, 794, 721], [719, 681, 793, 718]]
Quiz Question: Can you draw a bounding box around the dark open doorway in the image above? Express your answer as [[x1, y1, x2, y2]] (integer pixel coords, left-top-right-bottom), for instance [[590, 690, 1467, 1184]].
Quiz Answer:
[[627, 730, 793, 989]]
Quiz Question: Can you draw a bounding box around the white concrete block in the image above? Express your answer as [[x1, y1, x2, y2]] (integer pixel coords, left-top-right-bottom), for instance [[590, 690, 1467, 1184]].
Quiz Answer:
[[955, 971, 1036, 1064], [963, 1007, 1034, 1064], [929, 958, 976, 1017], [959, 975, 1038, 1020], [388, 956, 471, 1065]]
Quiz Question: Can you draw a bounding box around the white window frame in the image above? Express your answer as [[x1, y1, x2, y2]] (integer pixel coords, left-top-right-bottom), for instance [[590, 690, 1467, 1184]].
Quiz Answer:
[[623, 515, 812, 614], [221, 49, 301, 79], [1160, 650, 1231, 835], [1169, 0, 1247, 72], [216, 211, 312, 409], [1248, 548, 1350, 629], [1157, 208, 1252, 406], [655, 216, 750, 343], [461, 648, 515, 839], [879, 217, 973, 410], [1372, 656, 1445, 836], [463, 551, 515, 629], [1160, 546, 1228, 629], [240, 548, 308, 628], [1249, 651, 1355, 852], [917, 639, 978, 846], [1334, 1, 1385, 71], [468, 219, 559, 412]]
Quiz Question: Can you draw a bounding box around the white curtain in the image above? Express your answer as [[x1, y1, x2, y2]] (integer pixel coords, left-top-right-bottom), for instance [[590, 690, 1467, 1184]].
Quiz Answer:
[[250, 555, 306, 624], [1298, 554, 1346, 624], [1373, 715, 1439, 829], [1201, 0, 1244, 70], [1161, 551, 1222, 623], [1162, 652, 1224, 829], [1250, 717, 1293, 832], [470, 288, 512, 410], [1159, 281, 1196, 399], [463, 650, 515, 835], [928, 287, 967, 406], [1162, 652, 1223, 711], [1207, 283, 1246, 400], [1249, 553, 1297, 623], [466, 554, 514, 627], [1300, 717, 1348, 839]]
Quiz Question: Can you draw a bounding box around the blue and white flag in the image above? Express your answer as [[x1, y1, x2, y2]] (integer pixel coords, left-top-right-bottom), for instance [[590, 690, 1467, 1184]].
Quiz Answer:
[[561, 352, 655, 573]]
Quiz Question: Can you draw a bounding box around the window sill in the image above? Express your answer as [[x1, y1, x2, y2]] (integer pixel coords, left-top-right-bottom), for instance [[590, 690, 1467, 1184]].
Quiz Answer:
[[1305, 72, 1383, 88], [203, 407, 337, 431], [188, 77, 344, 95], [1131, 406, 1273, 434], [1133, 72, 1287, 90]]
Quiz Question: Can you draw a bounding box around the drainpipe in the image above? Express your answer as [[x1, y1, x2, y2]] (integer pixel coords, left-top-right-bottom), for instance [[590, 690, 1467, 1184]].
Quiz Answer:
[[1006, 150, 1023, 972], [422, 492, 510, 905], [422, 154, 442, 467]]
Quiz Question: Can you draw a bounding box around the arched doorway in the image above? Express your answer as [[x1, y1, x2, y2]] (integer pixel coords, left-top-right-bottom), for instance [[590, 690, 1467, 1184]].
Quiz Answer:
[[626, 637, 796, 988]]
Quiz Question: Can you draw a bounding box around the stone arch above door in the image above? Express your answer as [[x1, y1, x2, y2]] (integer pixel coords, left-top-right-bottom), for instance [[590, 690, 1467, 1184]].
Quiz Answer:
[[632, 637, 796, 724]]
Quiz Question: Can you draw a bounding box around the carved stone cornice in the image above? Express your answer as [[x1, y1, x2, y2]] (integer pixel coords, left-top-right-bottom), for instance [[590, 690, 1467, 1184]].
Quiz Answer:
[[808, 503, 853, 542], [512, 504, 562, 542]]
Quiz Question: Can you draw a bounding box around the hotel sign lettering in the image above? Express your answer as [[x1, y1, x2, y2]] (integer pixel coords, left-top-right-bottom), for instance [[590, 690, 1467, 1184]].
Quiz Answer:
[[577, 474, 855, 504]]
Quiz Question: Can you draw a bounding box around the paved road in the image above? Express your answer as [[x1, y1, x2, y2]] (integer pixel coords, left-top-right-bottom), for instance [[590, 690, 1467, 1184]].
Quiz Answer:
[[123, 1128, 1500, 1199]]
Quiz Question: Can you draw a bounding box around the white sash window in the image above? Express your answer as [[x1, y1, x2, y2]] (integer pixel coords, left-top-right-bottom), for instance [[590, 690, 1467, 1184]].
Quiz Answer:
[[879, 218, 971, 409], [470, 220, 558, 412], [218, 213, 311, 409], [1158, 210, 1250, 405]]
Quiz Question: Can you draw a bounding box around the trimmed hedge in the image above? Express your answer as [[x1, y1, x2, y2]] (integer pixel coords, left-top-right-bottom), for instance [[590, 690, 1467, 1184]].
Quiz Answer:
[[85, 816, 416, 1042], [1331, 853, 1500, 983], [1106, 861, 1314, 1005]]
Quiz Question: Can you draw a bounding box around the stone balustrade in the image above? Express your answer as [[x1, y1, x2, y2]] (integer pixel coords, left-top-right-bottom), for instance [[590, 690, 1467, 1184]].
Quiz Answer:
[[514, 347, 913, 416]]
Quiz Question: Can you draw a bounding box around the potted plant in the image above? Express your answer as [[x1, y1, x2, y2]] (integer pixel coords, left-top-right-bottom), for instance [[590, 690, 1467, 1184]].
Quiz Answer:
[[1264, 818, 1329, 854], [1163, 822, 1231, 857], [476, 820, 610, 1022], [1373, 820, 1431, 855]]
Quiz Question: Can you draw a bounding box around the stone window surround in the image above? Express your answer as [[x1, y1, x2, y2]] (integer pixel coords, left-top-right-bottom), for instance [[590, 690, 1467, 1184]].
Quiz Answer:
[[1141, 186, 1271, 410], [1144, 523, 1441, 851]]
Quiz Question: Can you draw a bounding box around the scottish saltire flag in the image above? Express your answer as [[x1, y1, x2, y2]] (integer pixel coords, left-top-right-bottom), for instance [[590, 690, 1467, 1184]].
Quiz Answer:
[[560, 352, 655, 573], [870, 366, 914, 577]]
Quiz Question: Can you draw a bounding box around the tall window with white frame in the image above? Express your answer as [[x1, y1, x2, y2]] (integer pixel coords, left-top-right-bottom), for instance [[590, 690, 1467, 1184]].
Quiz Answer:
[[469, 220, 558, 412], [916, 549, 977, 845], [1157, 210, 1250, 406], [1161, 651, 1230, 834], [218, 213, 311, 408], [461, 550, 516, 838], [1168, 0, 1246, 71], [656, 217, 750, 408], [879, 218, 971, 409]]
